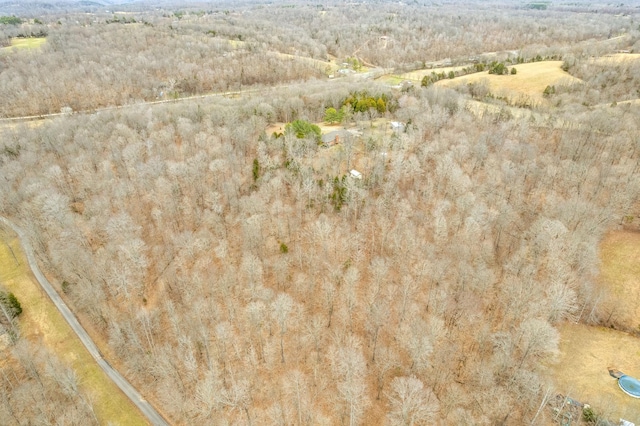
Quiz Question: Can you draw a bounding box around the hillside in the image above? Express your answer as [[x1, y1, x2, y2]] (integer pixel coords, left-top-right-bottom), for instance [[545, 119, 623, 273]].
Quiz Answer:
[[1, 1, 640, 425]]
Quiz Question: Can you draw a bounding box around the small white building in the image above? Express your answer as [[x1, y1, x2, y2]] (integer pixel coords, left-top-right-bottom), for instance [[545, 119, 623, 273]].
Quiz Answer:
[[349, 170, 362, 179], [390, 121, 406, 133]]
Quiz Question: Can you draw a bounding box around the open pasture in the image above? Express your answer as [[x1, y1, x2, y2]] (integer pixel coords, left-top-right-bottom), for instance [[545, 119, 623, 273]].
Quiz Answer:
[[436, 61, 582, 106], [1, 37, 46, 51]]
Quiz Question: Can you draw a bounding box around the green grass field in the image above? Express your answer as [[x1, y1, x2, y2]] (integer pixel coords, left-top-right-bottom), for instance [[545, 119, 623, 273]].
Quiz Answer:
[[0, 227, 148, 425], [376, 75, 404, 85], [1, 37, 46, 51]]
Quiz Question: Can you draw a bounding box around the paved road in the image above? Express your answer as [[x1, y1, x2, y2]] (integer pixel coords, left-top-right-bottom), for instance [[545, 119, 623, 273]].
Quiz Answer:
[[0, 216, 170, 426], [0, 68, 385, 125], [0, 87, 266, 124]]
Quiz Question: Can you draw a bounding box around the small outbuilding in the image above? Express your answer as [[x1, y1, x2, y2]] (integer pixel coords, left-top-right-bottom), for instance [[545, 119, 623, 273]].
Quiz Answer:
[[390, 121, 406, 133], [321, 130, 352, 147]]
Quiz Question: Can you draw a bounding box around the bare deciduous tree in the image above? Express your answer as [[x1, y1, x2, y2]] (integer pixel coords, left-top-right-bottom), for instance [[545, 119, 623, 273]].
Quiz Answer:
[[387, 376, 440, 426]]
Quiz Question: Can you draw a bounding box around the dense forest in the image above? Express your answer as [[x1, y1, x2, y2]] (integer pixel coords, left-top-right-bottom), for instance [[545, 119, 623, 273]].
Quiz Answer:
[[1, 0, 640, 424]]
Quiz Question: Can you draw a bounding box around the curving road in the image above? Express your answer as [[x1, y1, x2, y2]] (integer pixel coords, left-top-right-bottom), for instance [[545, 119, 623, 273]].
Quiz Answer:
[[0, 216, 170, 426]]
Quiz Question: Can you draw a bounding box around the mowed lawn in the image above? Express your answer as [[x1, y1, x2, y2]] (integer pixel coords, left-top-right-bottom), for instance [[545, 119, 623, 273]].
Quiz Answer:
[[436, 61, 582, 106], [1, 37, 46, 51], [548, 230, 640, 423], [0, 227, 148, 425]]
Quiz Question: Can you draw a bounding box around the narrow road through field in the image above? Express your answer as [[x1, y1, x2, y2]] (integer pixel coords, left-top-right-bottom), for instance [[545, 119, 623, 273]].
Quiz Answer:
[[0, 216, 170, 426]]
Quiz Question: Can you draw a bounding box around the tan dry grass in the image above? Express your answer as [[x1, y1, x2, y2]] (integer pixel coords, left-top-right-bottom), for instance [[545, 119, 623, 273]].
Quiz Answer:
[[271, 52, 340, 74], [398, 65, 470, 82], [265, 122, 349, 136], [436, 61, 582, 106], [598, 230, 640, 330], [0, 227, 148, 425], [549, 230, 640, 423], [548, 323, 640, 422], [0, 119, 46, 131], [227, 39, 339, 74], [591, 53, 640, 65]]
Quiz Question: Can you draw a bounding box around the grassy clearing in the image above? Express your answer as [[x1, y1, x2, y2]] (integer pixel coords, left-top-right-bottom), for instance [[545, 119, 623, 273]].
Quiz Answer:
[[226, 39, 339, 74], [227, 39, 246, 49], [272, 52, 340, 73], [436, 61, 582, 106], [464, 99, 579, 130], [0, 227, 148, 425], [598, 230, 640, 330], [376, 75, 404, 86], [226, 38, 338, 72], [591, 53, 640, 65], [398, 65, 470, 82], [549, 230, 640, 423], [548, 323, 640, 422], [266, 121, 364, 136], [0, 120, 46, 132], [265, 117, 389, 179], [1, 37, 46, 51]]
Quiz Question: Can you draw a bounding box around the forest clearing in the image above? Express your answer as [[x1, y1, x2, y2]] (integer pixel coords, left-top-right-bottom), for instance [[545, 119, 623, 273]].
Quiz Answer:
[[591, 53, 640, 64], [436, 61, 582, 106], [225, 37, 340, 74], [549, 323, 640, 422], [0, 37, 47, 52], [399, 65, 471, 82], [598, 230, 640, 332], [271, 52, 341, 74], [266, 117, 398, 180], [0, 37, 45, 52], [548, 229, 640, 422]]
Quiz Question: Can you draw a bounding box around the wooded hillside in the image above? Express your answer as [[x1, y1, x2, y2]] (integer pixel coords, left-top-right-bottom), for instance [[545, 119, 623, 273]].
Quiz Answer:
[[1, 1, 640, 424]]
